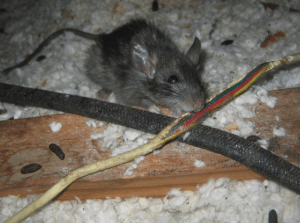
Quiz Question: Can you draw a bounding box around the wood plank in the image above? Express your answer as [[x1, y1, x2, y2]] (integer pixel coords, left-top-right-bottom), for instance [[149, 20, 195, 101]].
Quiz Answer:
[[0, 88, 299, 200], [247, 88, 300, 162], [0, 167, 265, 200]]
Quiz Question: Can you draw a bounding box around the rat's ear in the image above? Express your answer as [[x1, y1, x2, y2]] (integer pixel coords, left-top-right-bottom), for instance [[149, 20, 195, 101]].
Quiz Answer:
[[186, 37, 201, 66], [130, 35, 157, 79]]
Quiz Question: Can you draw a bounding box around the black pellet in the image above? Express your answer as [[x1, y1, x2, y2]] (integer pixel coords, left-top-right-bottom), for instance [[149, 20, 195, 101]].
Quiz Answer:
[[0, 109, 7, 115], [49, 143, 65, 160], [246, 135, 261, 142], [21, 163, 42, 174], [268, 209, 278, 223], [0, 28, 4, 33], [152, 0, 159, 11], [36, 55, 46, 62], [0, 9, 7, 13], [221, 40, 234, 46]]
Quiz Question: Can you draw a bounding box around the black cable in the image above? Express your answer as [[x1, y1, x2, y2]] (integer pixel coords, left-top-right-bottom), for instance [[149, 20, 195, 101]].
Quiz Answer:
[[1, 82, 299, 193]]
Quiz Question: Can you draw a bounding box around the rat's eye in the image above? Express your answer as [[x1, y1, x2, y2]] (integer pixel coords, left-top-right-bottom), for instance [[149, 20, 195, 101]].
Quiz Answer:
[[168, 75, 179, 83]]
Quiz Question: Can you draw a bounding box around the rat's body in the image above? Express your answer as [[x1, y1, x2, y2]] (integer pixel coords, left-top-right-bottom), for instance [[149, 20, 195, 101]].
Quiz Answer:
[[3, 19, 206, 113]]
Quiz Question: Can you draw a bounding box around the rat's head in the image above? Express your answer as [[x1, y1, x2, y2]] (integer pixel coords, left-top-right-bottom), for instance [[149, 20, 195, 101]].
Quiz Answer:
[[130, 35, 206, 114]]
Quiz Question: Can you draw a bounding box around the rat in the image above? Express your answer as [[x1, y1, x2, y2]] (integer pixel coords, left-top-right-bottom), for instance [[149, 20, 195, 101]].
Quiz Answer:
[[2, 19, 206, 114]]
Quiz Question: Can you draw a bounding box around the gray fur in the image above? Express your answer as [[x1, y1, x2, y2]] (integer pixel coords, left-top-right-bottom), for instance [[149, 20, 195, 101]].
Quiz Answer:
[[3, 19, 206, 114], [85, 19, 206, 113]]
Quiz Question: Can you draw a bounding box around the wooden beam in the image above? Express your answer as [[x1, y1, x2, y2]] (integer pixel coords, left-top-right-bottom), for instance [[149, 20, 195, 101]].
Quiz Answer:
[[0, 88, 299, 200]]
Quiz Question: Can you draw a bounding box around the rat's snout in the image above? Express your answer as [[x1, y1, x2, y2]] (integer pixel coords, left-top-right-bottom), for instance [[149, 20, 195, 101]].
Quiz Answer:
[[190, 91, 206, 112], [191, 99, 206, 112], [176, 93, 206, 114]]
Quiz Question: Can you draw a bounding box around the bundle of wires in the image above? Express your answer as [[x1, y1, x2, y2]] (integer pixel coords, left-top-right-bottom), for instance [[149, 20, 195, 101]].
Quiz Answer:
[[1, 53, 300, 223]]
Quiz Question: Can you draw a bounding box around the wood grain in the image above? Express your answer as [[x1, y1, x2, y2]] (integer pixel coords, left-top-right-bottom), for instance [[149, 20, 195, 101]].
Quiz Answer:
[[0, 88, 299, 200]]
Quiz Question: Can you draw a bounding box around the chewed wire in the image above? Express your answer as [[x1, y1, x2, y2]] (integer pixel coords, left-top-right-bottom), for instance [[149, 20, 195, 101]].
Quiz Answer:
[[163, 53, 300, 141]]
